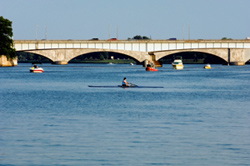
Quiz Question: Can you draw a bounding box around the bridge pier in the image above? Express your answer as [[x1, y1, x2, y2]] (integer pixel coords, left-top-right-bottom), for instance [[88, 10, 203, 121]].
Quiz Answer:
[[228, 48, 246, 65], [229, 61, 245, 65], [52, 61, 68, 65], [144, 54, 163, 67]]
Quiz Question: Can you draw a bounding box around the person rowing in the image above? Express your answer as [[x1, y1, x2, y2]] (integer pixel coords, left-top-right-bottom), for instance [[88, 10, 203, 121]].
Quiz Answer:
[[122, 77, 129, 87]]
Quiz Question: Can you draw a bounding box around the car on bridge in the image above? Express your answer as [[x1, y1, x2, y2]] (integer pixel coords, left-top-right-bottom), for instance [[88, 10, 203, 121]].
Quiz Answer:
[[108, 38, 117, 41], [90, 38, 99, 40]]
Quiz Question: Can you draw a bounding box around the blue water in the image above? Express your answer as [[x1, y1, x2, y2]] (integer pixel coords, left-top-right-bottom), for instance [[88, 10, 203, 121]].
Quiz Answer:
[[1, 63, 250, 166]]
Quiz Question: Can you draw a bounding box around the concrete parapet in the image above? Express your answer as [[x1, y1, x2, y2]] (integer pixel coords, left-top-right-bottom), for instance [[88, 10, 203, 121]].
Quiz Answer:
[[0, 55, 18, 67]]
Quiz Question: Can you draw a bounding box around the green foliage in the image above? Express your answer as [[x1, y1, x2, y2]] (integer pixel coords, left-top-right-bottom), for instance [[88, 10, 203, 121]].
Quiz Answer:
[[129, 35, 151, 40], [103, 52, 109, 59], [0, 16, 16, 59], [99, 54, 105, 60], [142, 36, 150, 40], [221, 37, 232, 40]]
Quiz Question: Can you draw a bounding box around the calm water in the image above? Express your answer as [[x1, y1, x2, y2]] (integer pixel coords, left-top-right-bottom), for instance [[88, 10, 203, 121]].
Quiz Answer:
[[1, 63, 250, 166]]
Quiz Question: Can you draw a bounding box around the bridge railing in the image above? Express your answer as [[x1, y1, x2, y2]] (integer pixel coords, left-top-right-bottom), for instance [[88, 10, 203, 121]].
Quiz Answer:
[[14, 40, 250, 52]]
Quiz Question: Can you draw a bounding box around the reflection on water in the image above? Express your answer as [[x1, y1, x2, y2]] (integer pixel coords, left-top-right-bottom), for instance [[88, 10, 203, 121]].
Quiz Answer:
[[1, 63, 250, 166]]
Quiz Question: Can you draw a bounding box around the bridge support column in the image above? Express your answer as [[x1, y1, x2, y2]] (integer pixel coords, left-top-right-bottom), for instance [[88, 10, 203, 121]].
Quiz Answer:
[[230, 61, 245, 65], [145, 54, 162, 67], [0, 55, 18, 67], [228, 48, 245, 65], [52, 61, 68, 65]]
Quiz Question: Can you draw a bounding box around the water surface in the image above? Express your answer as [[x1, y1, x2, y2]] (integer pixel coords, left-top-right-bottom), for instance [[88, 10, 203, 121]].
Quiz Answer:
[[1, 63, 250, 166]]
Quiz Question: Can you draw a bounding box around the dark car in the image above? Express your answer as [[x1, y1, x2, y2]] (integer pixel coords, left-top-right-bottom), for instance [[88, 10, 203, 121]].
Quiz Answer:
[[90, 38, 99, 40]]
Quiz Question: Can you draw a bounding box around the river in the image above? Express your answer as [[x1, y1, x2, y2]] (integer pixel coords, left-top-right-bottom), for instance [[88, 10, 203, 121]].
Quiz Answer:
[[1, 63, 250, 166]]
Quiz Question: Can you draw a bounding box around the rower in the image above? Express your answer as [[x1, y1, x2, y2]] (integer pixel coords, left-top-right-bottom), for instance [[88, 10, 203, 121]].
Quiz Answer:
[[122, 77, 129, 87]]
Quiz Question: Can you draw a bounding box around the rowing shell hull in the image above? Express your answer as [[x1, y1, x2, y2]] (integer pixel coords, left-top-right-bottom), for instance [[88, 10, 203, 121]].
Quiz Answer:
[[88, 85, 164, 88]]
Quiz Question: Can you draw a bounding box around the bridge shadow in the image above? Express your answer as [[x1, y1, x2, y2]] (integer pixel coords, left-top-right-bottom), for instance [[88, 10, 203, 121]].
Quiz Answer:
[[159, 51, 226, 64]]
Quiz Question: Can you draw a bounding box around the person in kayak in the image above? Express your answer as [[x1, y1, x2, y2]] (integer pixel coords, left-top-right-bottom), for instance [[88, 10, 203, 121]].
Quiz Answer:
[[122, 77, 129, 87]]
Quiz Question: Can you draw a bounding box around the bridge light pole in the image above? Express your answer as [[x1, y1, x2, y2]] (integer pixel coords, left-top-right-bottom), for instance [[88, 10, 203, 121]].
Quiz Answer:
[[188, 25, 190, 40], [35, 24, 37, 40], [45, 25, 47, 40], [183, 24, 185, 40], [116, 25, 118, 39], [109, 25, 111, 39]]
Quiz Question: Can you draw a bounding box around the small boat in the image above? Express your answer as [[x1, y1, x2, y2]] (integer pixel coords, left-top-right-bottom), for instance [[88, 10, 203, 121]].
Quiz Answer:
[[204, 64, 211, 69], [30, 67, 44, 73], [145, 64, 158, 71], [172, 59, 184, 70], [146, 67, 158, 71], [130, 63, 134, 66]]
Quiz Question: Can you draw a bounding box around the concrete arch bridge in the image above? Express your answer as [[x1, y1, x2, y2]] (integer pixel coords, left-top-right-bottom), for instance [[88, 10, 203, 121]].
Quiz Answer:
[[14, 40, 250, 66], [23, 48, 147, 65]]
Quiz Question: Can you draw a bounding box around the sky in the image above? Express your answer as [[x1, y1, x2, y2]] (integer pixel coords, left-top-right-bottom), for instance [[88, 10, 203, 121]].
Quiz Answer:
[[1, 0, 250, 40]]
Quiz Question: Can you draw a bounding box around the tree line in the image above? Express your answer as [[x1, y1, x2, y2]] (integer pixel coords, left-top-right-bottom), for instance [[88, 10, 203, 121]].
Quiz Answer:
[[0, 16, 16, 59]]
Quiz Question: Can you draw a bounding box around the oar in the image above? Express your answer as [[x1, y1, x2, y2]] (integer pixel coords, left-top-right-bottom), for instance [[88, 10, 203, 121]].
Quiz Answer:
[[129, 83, 137, 87]]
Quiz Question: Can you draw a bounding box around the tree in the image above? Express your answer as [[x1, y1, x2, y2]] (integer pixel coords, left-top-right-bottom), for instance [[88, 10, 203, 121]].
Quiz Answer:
[[103, 52, 109, 59], [0, 16, 16, 59], [131, 35, 151, 40], [133, 35, 142, 40], [222, 37, 232, 40], [142, 36, 150, 40], [99, 53, 105, 60]]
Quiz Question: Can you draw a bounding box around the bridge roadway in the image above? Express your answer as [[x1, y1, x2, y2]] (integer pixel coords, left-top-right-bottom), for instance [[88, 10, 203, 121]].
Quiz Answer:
[[14, 40, 250, 66]]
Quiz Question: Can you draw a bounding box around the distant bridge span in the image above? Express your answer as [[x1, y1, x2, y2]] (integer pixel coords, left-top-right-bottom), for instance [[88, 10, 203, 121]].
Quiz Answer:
[[14, 40, 250, 65]]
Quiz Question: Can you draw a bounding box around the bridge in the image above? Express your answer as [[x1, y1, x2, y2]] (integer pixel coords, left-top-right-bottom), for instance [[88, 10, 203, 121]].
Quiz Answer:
[[14, 39, 250, 66]]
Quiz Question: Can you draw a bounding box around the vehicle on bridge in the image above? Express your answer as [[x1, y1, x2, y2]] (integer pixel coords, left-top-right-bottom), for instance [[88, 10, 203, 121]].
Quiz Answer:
[[108, 38, 117, 41]]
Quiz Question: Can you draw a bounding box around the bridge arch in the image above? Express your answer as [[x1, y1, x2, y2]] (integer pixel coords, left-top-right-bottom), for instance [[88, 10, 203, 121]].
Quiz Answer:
[[153, 48, 229, 62], [21, 48, 148, 63], [17, 50, 54, 62], [69, 51, 140, 63], [157, 51, 227, 64]]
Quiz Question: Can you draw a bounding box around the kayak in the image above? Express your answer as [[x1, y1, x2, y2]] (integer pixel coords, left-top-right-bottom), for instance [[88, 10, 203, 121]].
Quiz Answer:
[[30, 67, 44, 73], [88, 85, 164, 88]]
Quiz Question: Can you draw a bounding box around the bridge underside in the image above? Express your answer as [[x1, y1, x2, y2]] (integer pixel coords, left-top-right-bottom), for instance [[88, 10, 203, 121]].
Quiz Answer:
[[150, 48, 250, 66], [22, 48, 149, 65]]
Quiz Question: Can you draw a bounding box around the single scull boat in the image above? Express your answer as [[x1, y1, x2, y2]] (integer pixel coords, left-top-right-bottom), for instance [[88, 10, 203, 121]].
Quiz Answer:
[[88, 85, 164, 88]]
